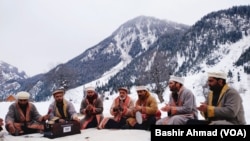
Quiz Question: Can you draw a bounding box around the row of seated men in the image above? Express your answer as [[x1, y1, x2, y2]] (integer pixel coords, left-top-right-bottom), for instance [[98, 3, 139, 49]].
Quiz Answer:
[[1, 72, 246, 136]]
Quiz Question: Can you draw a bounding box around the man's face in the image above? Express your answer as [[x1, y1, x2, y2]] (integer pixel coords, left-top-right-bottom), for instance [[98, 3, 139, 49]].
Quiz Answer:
[[54, 92, 64, 103], [119, 90, 127, 100], [207, 77, 220, 91], [137, 90, 146, 100], [18, 99, 28, 105], [168, 81, 177, 92], [87, 90, 95, 97]]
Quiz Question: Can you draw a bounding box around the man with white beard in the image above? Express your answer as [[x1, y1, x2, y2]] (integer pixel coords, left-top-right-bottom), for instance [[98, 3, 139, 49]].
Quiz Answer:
[[98, 87, 134, 129]]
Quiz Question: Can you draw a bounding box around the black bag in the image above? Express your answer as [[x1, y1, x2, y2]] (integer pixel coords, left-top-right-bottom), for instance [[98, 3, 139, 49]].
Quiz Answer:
[[44, 120, 81, 139]]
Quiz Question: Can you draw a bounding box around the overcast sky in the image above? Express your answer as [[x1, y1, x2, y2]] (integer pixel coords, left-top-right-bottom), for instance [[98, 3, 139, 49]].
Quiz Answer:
[[0, 0, 249, 76]]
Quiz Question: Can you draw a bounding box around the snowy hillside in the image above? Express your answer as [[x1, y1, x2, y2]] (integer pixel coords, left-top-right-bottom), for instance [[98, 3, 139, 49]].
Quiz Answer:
[[0, 28, 250, 141]]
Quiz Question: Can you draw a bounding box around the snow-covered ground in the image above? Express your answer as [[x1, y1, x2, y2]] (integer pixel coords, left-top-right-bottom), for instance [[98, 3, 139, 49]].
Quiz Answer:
[[0, 127, 150, 141]]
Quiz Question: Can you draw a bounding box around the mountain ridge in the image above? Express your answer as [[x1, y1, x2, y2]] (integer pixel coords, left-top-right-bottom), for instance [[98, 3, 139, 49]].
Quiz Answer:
[[0, 5, 250, 102]]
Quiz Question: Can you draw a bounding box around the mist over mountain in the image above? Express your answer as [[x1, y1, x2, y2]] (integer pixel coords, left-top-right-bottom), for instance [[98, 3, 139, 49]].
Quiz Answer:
[[0, 5, 250, 102]]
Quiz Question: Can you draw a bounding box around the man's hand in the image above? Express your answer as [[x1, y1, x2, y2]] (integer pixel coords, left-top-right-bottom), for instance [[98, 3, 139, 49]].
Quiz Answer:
[[72, 115, 80, 122], [134, 105, 142, 112], [85, 104, 94, 115], [7, 123, 15, 134], [58, 119, 65, 123], [197, 102, 208, 113], [42, 114, 50, 121], [86, 104, 93, 111], [161, 104, 171, 112]]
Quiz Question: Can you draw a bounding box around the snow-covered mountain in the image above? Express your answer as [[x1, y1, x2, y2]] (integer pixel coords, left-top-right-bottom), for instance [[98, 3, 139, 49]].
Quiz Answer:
[[0, 5, 250, 103], [0, 16, 189, 101], [0, 61, 28, 100]]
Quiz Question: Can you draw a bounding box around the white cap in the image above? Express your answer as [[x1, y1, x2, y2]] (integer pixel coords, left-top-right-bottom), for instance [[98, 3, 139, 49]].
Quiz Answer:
[[85, 86, 95, 92], [136, 86, 148, 91], [207, 70, 227, 79], [17, 91, 30, 100], [169, 75, 185, 85], [118, 87, 129, 93]]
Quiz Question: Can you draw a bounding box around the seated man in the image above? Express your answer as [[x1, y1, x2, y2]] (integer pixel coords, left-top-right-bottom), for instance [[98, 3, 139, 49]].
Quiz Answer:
[[79, 86, 103, 129], [156, 75, 198, 125], [5, 91, 49, 136], [98, 87, 134, 129], [186, 70, 246, 125], [127, 86, 160, 130], [48, 88, 79, 123]]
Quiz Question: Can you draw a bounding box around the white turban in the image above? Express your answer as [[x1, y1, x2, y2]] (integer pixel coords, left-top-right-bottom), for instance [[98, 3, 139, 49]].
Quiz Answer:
[[85, 86, 96, 92], [207, 70, 227, 79], [135, 86, 148, 91], [17, 91, 30, 100], [169, 75, 185, 85]]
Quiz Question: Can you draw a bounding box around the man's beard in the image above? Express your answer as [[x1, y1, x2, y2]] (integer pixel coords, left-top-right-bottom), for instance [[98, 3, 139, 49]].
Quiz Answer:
[[138, 95, 146, 100], [56, 99, 63, 103], [119, 96, 126, 101], [170, 87, 177, 92], [87, 94, 97, 104], [172, 92, 178, 102], [209, 84, 222, 92], [19, 103, 28, 108]]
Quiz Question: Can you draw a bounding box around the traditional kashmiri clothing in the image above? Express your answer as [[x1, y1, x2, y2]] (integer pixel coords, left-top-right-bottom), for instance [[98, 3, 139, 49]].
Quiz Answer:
[[156, 86, 198, 125], [127, 91, 159, 130], [98, 95, 134, 129], [201, 84, 246, 125], [48, 99, 78, 121], [79, 92, 103, 129], [5, 102, 45, 135]]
